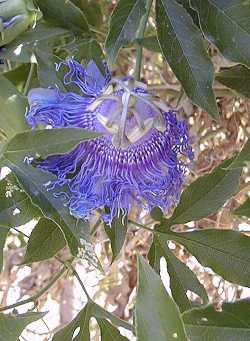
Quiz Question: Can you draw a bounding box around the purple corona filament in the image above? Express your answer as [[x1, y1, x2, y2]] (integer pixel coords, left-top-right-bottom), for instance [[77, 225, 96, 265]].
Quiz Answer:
[[26, 59, 193, 223]]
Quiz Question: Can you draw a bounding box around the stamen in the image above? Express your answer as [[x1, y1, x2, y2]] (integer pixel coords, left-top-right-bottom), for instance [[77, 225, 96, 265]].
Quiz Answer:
[[112, 92, 130, 149]]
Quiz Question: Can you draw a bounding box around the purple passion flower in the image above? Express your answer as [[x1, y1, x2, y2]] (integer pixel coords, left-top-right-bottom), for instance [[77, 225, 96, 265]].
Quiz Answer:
[[26, 59, 193, 223]]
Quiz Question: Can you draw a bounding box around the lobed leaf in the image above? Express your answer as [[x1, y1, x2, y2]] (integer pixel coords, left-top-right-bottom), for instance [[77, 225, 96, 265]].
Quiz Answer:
[[0, 312, 45, 341], [135, 255, 188, 341], [149, 235, 208, 312], [104, 214, 127, 262], [183, 300, 250, 340], [159, 229, 250, 287]]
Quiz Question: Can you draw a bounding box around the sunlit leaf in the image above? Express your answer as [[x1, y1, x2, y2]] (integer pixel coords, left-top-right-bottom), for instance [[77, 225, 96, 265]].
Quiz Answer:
[[135, 255, 188, 340], [149, 235, 208, 312], [159, 229, 250, 287], [0, 311, 45, 341], [104, 214, 127, 262], [183, 300, 250, 340], [53, 301, 132, 341], [23, 218, 66, 264], [96, 318, 129, 341]]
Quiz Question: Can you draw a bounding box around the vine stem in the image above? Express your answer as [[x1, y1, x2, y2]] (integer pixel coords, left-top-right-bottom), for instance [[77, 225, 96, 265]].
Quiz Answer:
[[23, 63, 35, 96], [134, 0, 153, 81], [128, 219, 154, 232], [0, 264, 68, 312], [55, 257, 91, 301]]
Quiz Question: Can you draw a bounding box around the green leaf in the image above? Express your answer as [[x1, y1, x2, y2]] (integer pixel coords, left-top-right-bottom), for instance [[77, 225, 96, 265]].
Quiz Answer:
[[234, 197, 250, 218], [167, 158, 241, 226], [0, 227, 8, 272], [135, 36, 161, 53], [53, 303, 91, 340], [0, 75, 28, 139], [191, 0, 250, 68], [36, 49, 66, 91], [1, 157, 80, 255], [160, 229, 250, 287], [35, 0, 90, 35], [23, 218, 66, 264], [0, 311, 45, 341], [216, 65, 250, 98], [175, 0, 199, 26], [104, 214, 127, 262], [2, 128, 101, 159], [71, 0, 103, 28], [96, 318, 129, 341], [183, 300, 250, 341], [0, 173, 40, 228], [105, 0, 147, 63], [53, 301, 133, 341], [0, 23, 69, 63], [149, 235, 208, 312], [66, 39, 104, 63], [155, 0, 218, 118], [3, 64, 32, 92], [91, 302, 134, 332], [135, 255, 188, 341], [226, 138, 250, 169]]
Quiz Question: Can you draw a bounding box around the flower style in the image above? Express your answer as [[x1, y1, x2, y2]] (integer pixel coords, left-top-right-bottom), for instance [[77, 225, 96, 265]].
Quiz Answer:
[[27, 59, 193, 223]]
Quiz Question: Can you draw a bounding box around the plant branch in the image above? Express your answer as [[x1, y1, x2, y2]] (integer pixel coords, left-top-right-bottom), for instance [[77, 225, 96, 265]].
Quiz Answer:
[[128, 219, 154, 232], [0, 264, 68, 312], [23, 63, 35, 96], [55, 257, 91, 301], [134, 0, 153, 80]]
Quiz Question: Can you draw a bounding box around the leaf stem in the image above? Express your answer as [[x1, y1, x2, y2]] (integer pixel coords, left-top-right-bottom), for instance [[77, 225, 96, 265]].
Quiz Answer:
[[134, 0, 153, 80], [0, 264, 68, 312], [128, 219, 154, 232], [56, 257, 91, 301], [23, 63, 35, 96]]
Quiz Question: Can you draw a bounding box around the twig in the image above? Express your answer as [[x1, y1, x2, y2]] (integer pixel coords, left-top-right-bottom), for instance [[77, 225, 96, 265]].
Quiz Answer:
[[56, 257, 91, 301], [134, 0, 153, 80], [0, 264, 68, 312], [128, 219, 154, 233], [23, 63, 35, 96]]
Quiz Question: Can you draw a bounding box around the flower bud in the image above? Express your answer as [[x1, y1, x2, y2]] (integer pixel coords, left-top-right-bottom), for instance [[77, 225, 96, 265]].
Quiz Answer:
[[0, 0, 36, 47]]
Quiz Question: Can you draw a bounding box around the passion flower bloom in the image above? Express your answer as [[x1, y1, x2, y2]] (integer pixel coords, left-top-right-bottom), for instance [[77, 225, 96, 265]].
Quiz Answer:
[[27, 59, 193, 223], [0, 0, 36, 47]]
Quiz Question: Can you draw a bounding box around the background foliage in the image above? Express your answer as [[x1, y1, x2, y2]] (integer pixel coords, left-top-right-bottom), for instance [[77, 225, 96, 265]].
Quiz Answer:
[[1, 0, 250, 340]]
